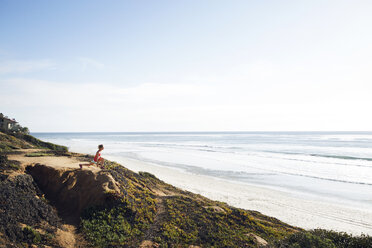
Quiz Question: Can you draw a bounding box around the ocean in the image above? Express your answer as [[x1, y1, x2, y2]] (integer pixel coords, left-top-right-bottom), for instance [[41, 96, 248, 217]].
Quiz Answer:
[[33, 132, 372, 209]]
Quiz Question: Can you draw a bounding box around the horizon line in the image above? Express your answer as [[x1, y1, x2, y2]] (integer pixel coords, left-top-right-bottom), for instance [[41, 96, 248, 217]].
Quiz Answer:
[[31, 130, 372, 134]]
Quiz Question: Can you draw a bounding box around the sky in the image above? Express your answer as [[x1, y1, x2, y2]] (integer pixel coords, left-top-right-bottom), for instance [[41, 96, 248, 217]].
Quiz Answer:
[[0, 0, 372, 132]]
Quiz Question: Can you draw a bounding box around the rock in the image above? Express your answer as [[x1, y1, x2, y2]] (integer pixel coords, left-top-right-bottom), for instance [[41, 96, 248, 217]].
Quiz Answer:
[[139, 240, 159, 248], [247, 233, 268, 246], [203, 205, 226, 213]]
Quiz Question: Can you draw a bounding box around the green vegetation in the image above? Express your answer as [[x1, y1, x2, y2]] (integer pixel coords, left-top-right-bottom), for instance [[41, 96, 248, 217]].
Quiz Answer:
[[22, 226, 42, 245], [0, 131, 33, 152], [0, 131, 68, 153], [25, 152, 50, 157], [22, 134, 68, 152], [0, 154, 21, 171], [275, 229, 372, 248], [0, 168, 62, 247], [82, 201, 148, 247], [79, 160, 372, 248], [155, 195, 297, 247], [80, 163, 297, 247], [81, 165, 157, 247], [102, 160, 123, 170], [20, 225, 56, 247], [275, 231, 336, 248], [158, 196, 256, 247]]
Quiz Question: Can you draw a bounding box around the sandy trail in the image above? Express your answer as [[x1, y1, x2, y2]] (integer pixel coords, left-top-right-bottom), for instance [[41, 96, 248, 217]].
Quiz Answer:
[[8, 150, 100, 172]]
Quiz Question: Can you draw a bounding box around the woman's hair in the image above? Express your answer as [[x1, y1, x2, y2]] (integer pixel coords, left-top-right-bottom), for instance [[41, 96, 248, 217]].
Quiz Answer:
[[98, 144, 104, 149]]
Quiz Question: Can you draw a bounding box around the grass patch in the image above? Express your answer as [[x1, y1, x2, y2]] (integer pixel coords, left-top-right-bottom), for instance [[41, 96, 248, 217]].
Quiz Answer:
[[22, 134, 68, 152], [0, 132, 32, 152], [22, 226, 42, 244], [25, 152, 50, 157], [154, 195, 293, 247], [0, 132, 68, 153], [81, 201, 142, 247]]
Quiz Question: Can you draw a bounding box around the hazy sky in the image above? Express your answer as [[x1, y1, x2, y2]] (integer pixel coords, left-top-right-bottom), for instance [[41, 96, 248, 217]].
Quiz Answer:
[[1, 0, 372, 132]]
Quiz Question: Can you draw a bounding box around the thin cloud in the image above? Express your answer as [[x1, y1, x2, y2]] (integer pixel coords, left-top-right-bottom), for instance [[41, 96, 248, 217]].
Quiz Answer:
[[0, 59, 55, 74], [1, 77, 372, 132], [76, 57, 104, 71]]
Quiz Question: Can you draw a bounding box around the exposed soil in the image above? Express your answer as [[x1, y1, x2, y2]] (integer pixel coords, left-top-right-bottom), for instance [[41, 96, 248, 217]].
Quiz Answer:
[[27, 164, 120, 224]]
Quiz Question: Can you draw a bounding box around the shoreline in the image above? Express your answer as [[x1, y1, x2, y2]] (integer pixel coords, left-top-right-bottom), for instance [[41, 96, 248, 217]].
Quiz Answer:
[[107, 155, 372, 236]]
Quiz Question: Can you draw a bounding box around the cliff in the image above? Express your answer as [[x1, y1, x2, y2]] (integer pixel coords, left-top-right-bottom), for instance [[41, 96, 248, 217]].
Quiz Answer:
[[0, 131, 371, 248]]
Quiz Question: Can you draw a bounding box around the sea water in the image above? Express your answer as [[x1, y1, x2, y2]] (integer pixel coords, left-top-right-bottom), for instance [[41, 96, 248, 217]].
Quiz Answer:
[[32, 132, 372, 209]]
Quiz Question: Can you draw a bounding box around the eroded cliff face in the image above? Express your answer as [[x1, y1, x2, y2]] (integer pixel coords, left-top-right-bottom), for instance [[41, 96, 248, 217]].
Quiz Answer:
[[26, 164, 120, 219]]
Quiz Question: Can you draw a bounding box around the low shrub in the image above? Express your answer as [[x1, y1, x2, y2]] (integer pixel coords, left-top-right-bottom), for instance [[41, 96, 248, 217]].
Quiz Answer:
[[22, 134, 68, 152], [274, 229, 372, 248], [274, 231, 336, 248], [0, 131, 32, 151], [309, 229, 372, 248], [0, 154, 21, 171], [81, 202, 141, 247], [22, 226, 42, 244], [0, 174, 61, 246]]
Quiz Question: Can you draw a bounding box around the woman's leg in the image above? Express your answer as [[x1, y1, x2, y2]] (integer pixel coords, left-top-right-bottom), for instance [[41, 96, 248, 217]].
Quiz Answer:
[[98, 158, 105, 168], [79, 162, 94, 169]]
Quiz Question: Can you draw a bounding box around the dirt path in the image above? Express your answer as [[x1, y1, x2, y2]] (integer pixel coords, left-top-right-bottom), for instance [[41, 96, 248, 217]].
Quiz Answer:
[[8, 149, 100, 172], [142, 196, 166, 242]]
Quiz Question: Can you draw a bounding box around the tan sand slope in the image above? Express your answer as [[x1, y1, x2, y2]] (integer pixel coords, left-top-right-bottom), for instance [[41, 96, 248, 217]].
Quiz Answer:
[[27, 164, 120, 219], [8, 150, 99, 171]]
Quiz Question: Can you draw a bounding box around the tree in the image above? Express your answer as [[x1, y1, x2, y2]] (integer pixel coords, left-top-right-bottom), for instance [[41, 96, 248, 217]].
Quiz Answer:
[[21, 127, 30, 135]]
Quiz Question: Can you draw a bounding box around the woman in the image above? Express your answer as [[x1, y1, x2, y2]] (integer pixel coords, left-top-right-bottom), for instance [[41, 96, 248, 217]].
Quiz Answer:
[[79, 144, 105, 169]]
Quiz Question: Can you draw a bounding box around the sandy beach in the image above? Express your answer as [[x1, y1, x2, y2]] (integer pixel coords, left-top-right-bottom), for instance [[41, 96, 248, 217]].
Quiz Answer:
[[108, 155, 372, 236]]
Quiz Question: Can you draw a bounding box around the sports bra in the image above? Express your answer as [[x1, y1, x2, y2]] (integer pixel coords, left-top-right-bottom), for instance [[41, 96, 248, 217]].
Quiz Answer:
[[94, 152, 101, 162]]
